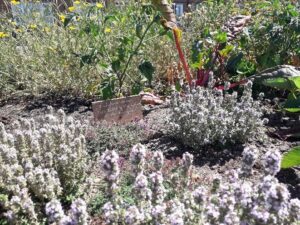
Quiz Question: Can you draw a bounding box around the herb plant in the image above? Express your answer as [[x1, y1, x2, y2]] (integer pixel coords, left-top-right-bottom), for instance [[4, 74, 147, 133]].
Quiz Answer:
[[99, 144, 300, 224], [167, 78, 267, 149]]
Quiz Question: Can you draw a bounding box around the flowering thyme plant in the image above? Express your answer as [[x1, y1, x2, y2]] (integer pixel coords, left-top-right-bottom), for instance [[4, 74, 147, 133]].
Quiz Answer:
[[0, 108, 90, 223], [168, 79, 267, 149], [100, 144, 300, 225]]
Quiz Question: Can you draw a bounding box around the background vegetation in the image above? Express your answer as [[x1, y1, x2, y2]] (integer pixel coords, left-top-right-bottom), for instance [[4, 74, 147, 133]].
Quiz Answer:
[[1, 0, 298, 101]]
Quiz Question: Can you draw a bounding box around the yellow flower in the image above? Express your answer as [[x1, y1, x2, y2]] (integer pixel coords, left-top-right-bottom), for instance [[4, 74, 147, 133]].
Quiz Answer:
[[68, 6, 75, 12], [104, 27, 111, 33], [0, 32, 9, 38], [69, 26, 76, 30], [11, 0, 20, 5], [74, 0, 80, 4], [29, 24, 37, 29], [96, 3, 104, 9], [59, 14, 66, 23]]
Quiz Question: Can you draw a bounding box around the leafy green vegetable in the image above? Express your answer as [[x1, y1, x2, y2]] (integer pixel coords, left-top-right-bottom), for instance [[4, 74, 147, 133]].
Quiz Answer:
[[219, 45, 234, 57], [215, 31, 227, 43], [236, 60, 256, 76]]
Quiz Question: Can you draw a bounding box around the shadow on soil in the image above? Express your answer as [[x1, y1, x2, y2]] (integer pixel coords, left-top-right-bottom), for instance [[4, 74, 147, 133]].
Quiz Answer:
[[143, 135, 244, 167]]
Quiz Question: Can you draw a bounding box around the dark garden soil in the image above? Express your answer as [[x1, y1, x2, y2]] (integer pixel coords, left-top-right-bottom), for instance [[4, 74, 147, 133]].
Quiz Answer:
[[0, 94, 95, 124], [0, 95, 300, 198]]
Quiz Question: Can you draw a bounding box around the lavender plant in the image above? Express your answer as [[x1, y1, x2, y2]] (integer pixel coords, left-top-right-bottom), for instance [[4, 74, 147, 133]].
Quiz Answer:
[[168, 79, 267, 149], [45, 198, 89, 225], [100, 144, 300, 224], [0, 107, 91, 223]]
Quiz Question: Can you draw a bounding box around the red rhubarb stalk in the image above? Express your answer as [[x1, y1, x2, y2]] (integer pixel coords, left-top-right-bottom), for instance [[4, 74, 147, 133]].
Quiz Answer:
[[173, 29, 192, 87]]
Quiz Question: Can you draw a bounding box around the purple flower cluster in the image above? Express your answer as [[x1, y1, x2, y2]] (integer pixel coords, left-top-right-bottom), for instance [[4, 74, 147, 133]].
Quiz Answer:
[[0, 108, 89, 224], [45, 198, 89, 225], [100, 144, 300, 225]]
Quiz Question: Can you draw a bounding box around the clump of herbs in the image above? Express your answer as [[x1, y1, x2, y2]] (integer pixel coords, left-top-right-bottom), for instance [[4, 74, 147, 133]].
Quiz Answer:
[[86, 122, 145, 156]]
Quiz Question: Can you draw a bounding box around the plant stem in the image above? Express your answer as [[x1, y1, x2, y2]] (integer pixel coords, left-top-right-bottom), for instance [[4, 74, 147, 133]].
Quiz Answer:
[[173, 29, 192, 87], [118, 18, 157, 93]]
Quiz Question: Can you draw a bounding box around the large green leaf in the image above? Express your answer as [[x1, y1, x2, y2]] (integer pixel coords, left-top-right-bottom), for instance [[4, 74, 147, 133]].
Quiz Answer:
[[175, 80, 181, 92], [112, 60, 121, 72], [284, 93, 300, 112], [100, 75, 117, 100], [288, 77, 300, 89], [219, 45, 234, 57], [236, 60, 256, 76], [281, 146, 300, 169], [215, 31, 227, 44], [104, 15, 119, 23], [138, 61, 155, 84], [131, 82, 143, 95], [136, 24, 143, 39], [285, 108, 300, 113], [226, 52, 243, 74], [262, 77, 292, 90], [63, 14, 75, 27], [258, 66, 300, 91]]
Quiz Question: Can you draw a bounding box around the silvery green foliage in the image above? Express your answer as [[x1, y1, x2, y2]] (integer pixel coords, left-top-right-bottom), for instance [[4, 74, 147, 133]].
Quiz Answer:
[[168, 80, 267, 149], [0, 108, 89, 223], [101, 144, 300, 225]]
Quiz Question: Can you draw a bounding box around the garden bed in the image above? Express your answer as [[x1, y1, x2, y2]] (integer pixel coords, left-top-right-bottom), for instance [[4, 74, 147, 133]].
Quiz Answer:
[[1, 0, 300, 223], [0, 94, 299, 197]]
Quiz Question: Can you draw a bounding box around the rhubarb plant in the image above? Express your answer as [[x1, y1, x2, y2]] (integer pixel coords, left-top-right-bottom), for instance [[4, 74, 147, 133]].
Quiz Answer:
[[151, 0, 192, 86]]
